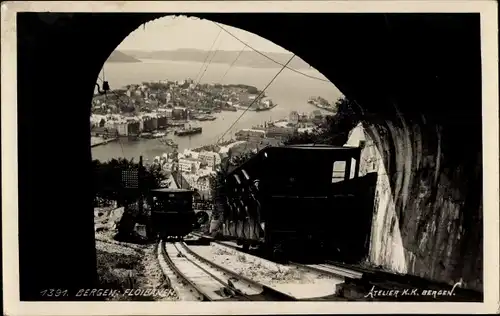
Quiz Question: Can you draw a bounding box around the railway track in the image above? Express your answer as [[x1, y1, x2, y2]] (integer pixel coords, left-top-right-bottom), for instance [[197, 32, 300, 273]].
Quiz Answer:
[[289, 262, 363, 280], [158, 240, 297, 301], [190, 232, 363, 281]]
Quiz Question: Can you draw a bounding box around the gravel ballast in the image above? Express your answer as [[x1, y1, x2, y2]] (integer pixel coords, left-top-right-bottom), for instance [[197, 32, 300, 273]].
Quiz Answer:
[[94, 208, 177, 301], [189, 243, 344, 299]]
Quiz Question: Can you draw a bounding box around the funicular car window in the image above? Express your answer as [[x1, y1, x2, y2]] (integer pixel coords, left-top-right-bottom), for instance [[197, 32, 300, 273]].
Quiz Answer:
[[152, 194, 190, 212], [332, 160, 346, 183]]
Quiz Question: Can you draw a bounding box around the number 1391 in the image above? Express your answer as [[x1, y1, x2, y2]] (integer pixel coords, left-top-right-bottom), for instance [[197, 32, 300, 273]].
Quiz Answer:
[[40, 289, 68, 297]]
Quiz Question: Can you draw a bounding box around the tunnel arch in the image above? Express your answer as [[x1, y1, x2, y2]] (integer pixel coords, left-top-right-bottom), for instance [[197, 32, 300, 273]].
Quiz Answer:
[[17, 13, 483, 300], [93, 14, 338, 100]]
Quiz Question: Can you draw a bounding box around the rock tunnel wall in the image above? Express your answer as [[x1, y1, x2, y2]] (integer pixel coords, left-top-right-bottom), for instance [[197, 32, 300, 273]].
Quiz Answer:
[[345, 117, 483, 292]]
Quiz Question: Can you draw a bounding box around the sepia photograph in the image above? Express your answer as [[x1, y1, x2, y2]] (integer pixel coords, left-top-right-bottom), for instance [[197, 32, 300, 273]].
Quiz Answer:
[[2, 1, 499, 315]]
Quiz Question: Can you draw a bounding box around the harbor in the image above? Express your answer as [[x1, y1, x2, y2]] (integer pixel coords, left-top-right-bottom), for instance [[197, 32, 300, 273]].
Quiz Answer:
[[91, 108, 326, 163]]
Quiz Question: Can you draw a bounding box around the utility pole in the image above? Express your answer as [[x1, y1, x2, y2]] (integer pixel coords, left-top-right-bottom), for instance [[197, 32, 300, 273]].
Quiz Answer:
[[138, 155, 144, 215], [179, 165, 183, 189]]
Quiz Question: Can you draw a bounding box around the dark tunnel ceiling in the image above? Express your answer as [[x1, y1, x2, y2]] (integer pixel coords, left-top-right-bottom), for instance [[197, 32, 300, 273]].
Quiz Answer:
[[31, 12, 480, 122]]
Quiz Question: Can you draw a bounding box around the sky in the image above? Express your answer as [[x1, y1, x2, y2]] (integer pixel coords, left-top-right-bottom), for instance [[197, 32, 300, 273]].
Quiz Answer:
[[117, 15, 290, 53]]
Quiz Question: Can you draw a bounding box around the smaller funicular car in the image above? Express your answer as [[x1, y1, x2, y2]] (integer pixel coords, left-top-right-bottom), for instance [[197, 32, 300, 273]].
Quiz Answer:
[[148, 188, 196, 241]]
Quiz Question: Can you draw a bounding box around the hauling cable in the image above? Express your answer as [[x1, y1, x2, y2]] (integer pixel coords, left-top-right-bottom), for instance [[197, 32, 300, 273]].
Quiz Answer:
[[216, 53, 297, 144]]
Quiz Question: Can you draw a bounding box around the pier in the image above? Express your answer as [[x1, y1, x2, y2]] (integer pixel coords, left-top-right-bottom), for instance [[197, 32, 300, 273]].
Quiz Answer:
[[91, 136, 118, 147]]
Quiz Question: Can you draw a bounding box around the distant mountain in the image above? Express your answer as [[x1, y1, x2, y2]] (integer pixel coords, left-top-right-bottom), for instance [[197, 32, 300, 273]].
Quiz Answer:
[[120, 49, 311, 69], [107, 50, 141, 63]]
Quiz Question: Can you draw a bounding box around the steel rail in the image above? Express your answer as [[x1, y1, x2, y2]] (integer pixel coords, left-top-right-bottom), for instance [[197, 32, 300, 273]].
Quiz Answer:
[[180, 241, 297, 301], [159, 240, 211, 301], [289, 261, 363, 280], [172, 242, 252, 301]]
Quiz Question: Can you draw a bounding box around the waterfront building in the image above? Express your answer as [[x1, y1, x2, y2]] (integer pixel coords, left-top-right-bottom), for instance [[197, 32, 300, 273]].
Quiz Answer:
[[235, 129, 266, 143], [125, 118, 140, 137], [114, 121, 129, 136], [91, 126, 118, 138], [142, 116, 155, 132], [103, 120, 115, 129], [172, 108, 187, 120], [90, 114, 107, 127], [218, 141, 247, 156], [138, 117, 144, 131], [142, 114, 158, 132], [157, 114, 167, 129], [265, 126, 297, 142], [260, 138, 283, 147], [289, 111, 300, 125]]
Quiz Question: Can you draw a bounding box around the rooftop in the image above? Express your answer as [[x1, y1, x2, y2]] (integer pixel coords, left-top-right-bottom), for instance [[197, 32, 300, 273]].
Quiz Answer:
[[238, 129, 266, 133], [150, 188, 192, 193], [285, 144, 359, 150]]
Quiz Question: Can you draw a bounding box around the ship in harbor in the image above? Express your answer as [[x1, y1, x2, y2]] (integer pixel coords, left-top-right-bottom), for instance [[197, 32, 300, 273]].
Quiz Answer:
[[255, 102, 278, 112], [196, 114, 217, 121], [307, 96, 336, 113], [234, 98, 278, 112], [140, 131, 167, 139], [175, 127, 202, 136], [174, 122, 203, 136], [159, 137, 179, 149]]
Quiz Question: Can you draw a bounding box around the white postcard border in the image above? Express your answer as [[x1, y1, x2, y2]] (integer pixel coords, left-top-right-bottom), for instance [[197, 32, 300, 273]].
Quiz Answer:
[[1, 1, 498, 315]]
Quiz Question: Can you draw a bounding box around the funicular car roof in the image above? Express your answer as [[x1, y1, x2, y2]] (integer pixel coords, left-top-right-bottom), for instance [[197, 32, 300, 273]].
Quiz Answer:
[[150, 188, 193, 194]]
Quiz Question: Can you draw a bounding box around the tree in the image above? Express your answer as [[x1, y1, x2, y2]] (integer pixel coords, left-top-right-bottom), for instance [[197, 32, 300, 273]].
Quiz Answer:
[[120, 102, 136, 114], [93, 157, 167, 206], [209, 168, 227, 223], [246, 86, 259, 94]]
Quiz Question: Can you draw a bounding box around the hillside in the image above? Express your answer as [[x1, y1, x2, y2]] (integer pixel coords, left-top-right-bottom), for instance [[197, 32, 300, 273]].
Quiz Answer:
[[121, 49, 311, 69], [107, 50, 141, 63]]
